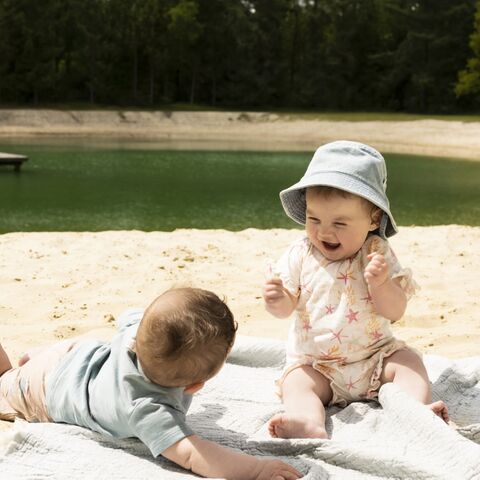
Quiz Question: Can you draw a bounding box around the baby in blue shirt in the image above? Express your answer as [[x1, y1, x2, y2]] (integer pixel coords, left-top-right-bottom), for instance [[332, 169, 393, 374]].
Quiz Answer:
[[0, 287, 301, 480]]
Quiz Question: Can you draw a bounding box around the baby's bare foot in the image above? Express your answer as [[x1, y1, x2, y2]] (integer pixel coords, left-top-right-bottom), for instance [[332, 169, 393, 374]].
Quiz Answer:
[[428, 400, 449, 423], [268, 413, 328, 439]]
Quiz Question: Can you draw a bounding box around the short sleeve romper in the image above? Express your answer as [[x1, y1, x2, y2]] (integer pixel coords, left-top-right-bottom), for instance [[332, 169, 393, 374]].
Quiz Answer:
[[276, 234, 418, 406]]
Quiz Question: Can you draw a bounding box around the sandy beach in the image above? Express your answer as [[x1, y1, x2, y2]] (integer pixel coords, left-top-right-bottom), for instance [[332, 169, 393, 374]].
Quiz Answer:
[[0, 110, 479, 433], [1, 226, 479, 363]]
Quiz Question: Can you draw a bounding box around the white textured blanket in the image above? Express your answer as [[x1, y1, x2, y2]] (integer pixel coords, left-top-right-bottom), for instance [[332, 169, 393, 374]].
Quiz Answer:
[[1, 336, 479, 479]]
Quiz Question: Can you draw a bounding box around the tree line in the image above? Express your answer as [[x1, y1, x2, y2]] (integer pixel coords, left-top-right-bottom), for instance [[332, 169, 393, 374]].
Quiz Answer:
[[1, 0, 480, 113]]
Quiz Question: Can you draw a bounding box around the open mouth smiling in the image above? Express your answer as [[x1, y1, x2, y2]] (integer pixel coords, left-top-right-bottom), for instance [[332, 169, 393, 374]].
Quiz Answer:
[[322, 241, 341, 250]]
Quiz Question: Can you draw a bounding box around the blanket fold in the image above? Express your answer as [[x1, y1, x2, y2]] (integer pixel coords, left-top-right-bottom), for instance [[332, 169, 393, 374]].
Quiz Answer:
[[1, 336, 479, 479]]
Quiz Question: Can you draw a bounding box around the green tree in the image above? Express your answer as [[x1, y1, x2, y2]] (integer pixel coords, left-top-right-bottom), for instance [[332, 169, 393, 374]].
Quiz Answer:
[[378, 0, 476, 112], [135, 0, 171, 104], [0, 0, 61, 104], [0, 1, 11, 102], [194, 0, 251, 106], [456, 0, 480, 103], [0, 0, 477, 111], [166, 0, 202, 104], [326, 0, 385, 110], [72, 0, 112, 104]]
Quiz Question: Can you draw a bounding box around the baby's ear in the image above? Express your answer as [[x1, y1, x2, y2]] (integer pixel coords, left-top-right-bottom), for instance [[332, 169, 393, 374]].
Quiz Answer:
[[184, 382, 205, 395], [370, 208, 383, 229]]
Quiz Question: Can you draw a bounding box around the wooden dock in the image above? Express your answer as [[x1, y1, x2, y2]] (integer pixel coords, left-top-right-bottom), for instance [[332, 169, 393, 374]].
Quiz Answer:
[[0, 153, 28, 171]]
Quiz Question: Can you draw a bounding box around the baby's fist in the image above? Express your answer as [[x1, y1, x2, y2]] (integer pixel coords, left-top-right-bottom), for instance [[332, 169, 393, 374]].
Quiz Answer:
[[263, 277, 287, 304], [364, 252, 390, 288]]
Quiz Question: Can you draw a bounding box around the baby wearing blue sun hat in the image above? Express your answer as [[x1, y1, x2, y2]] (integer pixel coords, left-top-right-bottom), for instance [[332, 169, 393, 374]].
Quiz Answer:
[[262, 141, 448, 440]]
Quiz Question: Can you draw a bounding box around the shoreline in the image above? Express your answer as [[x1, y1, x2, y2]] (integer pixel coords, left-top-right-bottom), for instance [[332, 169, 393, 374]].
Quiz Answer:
[[1, 109, 480, 160]]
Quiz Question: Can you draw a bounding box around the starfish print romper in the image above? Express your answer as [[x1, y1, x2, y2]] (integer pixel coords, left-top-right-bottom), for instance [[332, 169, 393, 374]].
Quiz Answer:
[[276, 234, 418, 406]]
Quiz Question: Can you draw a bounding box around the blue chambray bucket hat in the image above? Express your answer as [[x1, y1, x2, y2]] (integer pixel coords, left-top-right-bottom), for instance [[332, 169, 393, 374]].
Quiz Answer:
[[279, 140, 398, 238]]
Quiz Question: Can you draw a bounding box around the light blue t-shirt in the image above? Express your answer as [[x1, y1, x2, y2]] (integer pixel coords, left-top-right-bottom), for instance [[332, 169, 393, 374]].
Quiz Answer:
[[46, 309, 194, 457]]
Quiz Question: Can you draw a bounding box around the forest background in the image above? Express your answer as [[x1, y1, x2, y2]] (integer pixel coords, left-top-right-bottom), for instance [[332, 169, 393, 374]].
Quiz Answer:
[[1, 0, 480, 113]]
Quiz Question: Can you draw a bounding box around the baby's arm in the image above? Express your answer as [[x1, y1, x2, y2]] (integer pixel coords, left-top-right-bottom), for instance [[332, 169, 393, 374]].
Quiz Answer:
[[263, 278, 299, 318], [364, 253, 407, 322], [162, 434, 301, 480]]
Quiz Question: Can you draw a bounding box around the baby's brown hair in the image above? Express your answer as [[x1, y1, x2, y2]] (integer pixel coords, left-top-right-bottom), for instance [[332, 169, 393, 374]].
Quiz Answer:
[[135, 287, 237, 387]]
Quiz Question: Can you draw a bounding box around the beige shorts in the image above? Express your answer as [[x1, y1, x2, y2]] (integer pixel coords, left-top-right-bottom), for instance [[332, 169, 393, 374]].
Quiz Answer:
[[277, 340, 411, 406], [0, 339, 77, 422]]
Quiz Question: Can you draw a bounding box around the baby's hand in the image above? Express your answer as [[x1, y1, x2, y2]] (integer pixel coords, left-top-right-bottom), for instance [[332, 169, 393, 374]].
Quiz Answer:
[[263, 277, 287, 304], [263, 278, 297, 318], [364, 252, 390, 288], [254, 458, 302, 480]]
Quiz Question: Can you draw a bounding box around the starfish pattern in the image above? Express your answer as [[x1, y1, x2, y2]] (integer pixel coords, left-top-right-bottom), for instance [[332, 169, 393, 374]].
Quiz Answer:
[[346, 308, 359, 323], [370, 330, 384, 341], [325, 304, 335, 314], [337, 269, 356, 285], [346, 376, 361, 391], [318, 345, 340, 360], [330, 328, 347, 344], [302, 321, 312, 332]]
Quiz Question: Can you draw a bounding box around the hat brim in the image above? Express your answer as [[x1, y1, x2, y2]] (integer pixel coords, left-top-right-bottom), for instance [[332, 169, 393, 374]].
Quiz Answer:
[[279, 171, 398, 238]]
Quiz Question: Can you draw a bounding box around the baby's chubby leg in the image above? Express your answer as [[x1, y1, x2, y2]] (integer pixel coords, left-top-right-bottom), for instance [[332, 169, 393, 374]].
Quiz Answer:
[[0, 338, 79, 422], [269, 365, 333, 439], [380, 349, 449, 422]]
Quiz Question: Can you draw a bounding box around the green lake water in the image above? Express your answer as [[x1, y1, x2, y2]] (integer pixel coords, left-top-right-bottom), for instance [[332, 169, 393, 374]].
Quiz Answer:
[[0, 141, 479, 232]]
